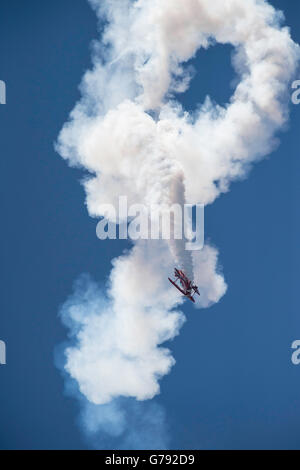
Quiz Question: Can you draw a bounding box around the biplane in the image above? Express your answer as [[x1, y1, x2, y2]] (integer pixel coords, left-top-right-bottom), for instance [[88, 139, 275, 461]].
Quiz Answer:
[[168, 268, 200, 303]]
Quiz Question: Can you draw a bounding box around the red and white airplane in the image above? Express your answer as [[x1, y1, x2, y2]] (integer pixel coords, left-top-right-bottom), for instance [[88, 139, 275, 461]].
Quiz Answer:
[[168, 268, 200, 303]]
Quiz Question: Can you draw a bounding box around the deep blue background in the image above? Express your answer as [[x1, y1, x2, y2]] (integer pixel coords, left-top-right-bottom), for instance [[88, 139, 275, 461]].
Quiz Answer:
[[0, 0, 299, 449]]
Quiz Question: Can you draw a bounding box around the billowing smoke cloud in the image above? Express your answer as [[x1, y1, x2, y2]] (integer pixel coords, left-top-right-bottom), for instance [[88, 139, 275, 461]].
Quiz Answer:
[[56, 0, 299, 448]]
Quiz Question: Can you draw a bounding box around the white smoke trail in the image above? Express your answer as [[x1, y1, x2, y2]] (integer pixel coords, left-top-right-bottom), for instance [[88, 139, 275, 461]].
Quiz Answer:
[[56, 273, 171, 449], [56, 0, 299, 448]]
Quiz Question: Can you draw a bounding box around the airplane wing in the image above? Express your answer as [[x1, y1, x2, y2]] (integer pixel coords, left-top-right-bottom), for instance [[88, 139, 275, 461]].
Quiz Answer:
[[168, 278, 187, 296]]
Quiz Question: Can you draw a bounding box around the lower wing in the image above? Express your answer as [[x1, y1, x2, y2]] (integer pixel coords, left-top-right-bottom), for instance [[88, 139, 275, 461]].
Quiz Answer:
[[168, 278, 187, 296]]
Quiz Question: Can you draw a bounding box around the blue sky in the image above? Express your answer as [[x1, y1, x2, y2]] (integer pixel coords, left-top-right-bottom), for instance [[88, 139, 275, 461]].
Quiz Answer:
[[0, 0, 300, 450]]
